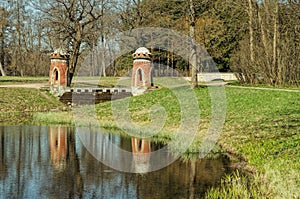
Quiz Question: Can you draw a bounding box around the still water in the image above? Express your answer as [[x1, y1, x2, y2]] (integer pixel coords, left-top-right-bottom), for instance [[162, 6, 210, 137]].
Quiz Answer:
[[0, 126, 232, 198]]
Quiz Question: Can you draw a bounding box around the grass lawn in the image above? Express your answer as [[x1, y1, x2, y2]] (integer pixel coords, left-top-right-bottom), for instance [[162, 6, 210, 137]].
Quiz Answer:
[[0, 76, 48, 85], [0, 87, 65, 125], [85, 86, 300, 198], [211, 87, 300, 198], [0, 76, 299, 198], [34, 85, 300, 197], [228, 80, 300, 90]]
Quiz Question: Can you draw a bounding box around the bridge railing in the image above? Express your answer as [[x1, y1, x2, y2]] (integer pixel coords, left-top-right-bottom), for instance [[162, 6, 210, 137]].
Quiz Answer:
[[66, 87, 132, 93]]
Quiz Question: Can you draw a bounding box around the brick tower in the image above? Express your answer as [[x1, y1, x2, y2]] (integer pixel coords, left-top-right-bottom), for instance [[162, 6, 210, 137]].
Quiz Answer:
[[49, 126, 67, 170], [132, 47, 153, 95], [131, 138, 151, 173], [49, 49, 69, 96]]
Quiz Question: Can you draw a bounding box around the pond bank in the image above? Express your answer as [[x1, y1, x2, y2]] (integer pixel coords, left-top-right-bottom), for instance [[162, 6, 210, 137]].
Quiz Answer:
[[0, 125, 235, 198], [0, 85, 299, 198]]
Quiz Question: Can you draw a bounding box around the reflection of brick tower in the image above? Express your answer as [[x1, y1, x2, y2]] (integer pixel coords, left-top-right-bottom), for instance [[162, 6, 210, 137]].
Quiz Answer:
[[131, 138, 151, 173], [132, 47, 153, 95], [49, 126, 68, 170], [49, 49, 69, 96]]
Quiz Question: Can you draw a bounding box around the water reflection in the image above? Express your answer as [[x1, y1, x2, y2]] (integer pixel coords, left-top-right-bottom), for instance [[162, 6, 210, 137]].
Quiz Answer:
[[77, 126, 172, 173], [49, 126, 67, 170], [0, 127, 7, 181], [0, 126, 232, 198], [131, 138, 151, 173]]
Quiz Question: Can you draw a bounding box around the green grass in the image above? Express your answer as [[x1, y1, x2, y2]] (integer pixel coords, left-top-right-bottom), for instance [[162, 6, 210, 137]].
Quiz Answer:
[[71, 76, 122, 87], [0, 87, 66, 125], [205, 170, 273, 198], [0, 76, 48, 85], [0, 88, 64, 112], [83, 86, 300, 197], [229, 80, 300, 90], [98, 76, 122, 87], [219, 87, 300, 198], [1, 78, 299, 198], [33, 111, 74, 125]]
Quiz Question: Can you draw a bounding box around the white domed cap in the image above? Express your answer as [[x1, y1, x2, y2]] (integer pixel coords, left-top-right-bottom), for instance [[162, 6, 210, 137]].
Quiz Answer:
[[135, 47, 150, 54], [133, 47, 152, 60], [54, 48, 68, 55], [51, 48, 70, 59]]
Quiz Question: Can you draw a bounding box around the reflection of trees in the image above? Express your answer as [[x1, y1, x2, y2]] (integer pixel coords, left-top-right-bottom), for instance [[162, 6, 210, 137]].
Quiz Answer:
[[0, 126, 84, 198], [73, 129, 232, 198], [49, 127, 67, 170], [132, 157, 231, 198], [0, 126, 51, 198], [47, 126, 83, 198], [17, 126, 22, 195], [0, 126, 232, 198], [189, 159, 196, 199], [0, 127, 7, 181]]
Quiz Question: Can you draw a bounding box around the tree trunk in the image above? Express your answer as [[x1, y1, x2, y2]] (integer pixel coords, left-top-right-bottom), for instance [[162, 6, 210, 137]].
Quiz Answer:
[[101, 47, 106, 77], [0, 62, 5, 76], [67, 71, 74, 87], [258, 8, 273, 84], [100, 2, 106, 77], [68, 27, 82, 86], [248, 0, 255, 84], [189, 0, 198, 88], [0, 22, 5, 76], [273, 1, 279, 85]]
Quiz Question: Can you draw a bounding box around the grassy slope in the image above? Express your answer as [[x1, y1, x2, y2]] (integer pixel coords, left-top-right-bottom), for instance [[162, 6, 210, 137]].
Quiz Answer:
[[7, 77, 298, 197], [0, 87, 65, 125], [96, 87, 299, 197], [216, 87, 300, 198]]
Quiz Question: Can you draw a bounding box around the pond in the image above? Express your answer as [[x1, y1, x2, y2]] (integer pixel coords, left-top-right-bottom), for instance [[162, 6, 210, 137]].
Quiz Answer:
[[0, 126, 233, 198]]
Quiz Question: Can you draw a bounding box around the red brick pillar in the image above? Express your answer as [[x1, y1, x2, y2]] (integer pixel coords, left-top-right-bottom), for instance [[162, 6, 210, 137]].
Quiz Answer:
[[49, 49, 69, 96], [132, 47, 153, 93], [131, 138, 151, 173], [49, 126, 67, 170]]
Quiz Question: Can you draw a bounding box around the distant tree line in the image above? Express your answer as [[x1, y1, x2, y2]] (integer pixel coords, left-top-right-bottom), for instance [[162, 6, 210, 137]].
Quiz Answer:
[[231, 0, 300, 85], [0, 0, 299, 85]]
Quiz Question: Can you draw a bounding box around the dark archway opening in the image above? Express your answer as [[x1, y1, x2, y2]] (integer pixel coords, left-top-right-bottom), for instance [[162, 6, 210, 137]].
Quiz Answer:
[[55, 69, 59, 81]]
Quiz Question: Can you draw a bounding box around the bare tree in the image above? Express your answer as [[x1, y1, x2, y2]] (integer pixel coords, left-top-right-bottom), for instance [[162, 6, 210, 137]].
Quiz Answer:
[[0, 62, 5, 76], [247, 0, 256, 83], [189, 0, 198, 88], [0, 7, 7, 76], [38, 0, 103, 85], [231, 0, 299, 85]]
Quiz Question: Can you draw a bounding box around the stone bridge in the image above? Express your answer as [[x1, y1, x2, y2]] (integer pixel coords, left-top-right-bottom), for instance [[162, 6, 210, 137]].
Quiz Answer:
[[49, 47, 154, 102], [59, 87, 132, 105]]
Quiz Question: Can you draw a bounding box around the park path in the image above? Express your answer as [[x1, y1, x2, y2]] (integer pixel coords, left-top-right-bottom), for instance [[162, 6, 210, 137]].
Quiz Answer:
[[0, 83, 47, 89], [0, 82, 299, 93], [227, 85, 300, 93]]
